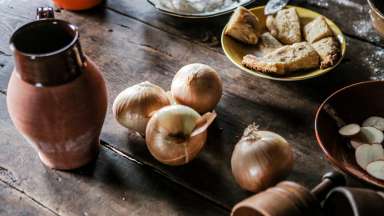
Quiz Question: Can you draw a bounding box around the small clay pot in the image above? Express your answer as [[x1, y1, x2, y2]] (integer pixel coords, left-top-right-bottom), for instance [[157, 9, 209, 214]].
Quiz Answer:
[[7, 8, 107, 170], [323, 187, 384, 216], [232, 172, 346, 216], [52, 0, 103, 11], [367, 0, 384, 37]]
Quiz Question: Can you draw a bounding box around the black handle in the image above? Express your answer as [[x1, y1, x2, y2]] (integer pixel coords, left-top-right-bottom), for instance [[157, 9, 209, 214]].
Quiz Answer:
[[311, 171, 346, 201], [36, 7, 54, 20]]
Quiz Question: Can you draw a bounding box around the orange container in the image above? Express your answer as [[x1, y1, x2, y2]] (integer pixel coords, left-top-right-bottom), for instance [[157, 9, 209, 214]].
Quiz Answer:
[[53, 0, 103, 10]]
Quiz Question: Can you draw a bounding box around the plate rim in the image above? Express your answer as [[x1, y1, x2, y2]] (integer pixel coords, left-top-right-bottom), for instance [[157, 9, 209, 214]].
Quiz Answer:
[[146, 0, 256, 19], [221, 5, 347, 81]]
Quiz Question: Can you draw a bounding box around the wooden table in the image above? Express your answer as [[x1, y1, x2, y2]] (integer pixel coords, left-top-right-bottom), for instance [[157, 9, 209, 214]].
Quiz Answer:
[[0, 0, 383, 215]]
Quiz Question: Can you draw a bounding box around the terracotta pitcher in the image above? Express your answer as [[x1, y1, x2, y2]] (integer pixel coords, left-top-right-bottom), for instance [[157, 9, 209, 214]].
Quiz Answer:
[[52, 0, 103, 11], [7, 7, 108, 170]]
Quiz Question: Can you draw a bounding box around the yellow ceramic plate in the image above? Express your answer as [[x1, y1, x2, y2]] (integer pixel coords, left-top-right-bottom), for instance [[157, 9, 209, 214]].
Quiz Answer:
[[221, 6, 346, 81]]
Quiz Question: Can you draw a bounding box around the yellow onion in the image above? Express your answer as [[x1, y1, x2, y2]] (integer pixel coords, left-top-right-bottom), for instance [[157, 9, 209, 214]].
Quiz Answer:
[[145, 105, 216, 166], [231, 124, 293, 192], [171, 63, 223, 113], [112, 81, 170, 135]]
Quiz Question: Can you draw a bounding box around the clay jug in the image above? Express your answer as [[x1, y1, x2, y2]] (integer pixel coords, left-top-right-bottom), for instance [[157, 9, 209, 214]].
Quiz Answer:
[[7, 7, 108, 170], [52, 0, 103, 11]]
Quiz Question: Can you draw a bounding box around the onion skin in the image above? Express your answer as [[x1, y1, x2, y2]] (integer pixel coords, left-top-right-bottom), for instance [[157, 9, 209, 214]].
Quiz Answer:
[[112, 81, 170, 135], [231, 124, 293, 192], [145, 105, 211, 166], [171, 63, 223, 113]]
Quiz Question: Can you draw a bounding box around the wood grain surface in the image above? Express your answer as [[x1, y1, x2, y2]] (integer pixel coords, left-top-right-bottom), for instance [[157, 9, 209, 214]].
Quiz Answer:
[[0, 0, 383, 215], [0, 94, 227, 215]]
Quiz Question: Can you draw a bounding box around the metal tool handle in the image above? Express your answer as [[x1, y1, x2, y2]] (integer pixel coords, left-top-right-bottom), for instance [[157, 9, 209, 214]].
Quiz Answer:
[[311, 171, 346, 201]]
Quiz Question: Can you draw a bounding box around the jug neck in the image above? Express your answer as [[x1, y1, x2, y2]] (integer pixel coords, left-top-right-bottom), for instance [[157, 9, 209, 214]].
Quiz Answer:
[[10, 9, 85, 86]]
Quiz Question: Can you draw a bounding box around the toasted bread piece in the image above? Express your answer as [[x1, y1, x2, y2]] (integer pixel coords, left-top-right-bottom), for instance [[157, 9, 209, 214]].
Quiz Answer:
[[266, 8, 301, 44], [304, 16, 334, 43], [224, 6, 261, 45], [312, 37, 340, 69], [242, 42, 320, 75], [256, 32, 283, 55]]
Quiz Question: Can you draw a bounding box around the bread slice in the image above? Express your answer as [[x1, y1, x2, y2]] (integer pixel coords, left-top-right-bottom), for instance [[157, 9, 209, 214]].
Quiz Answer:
[[304, 16, 334, 43], [311, 37, 340, 69], [256, 32, 283, 55], [242, 42, 320, 75], [224, 6, 261, 45], [266, 8, 301, 44]]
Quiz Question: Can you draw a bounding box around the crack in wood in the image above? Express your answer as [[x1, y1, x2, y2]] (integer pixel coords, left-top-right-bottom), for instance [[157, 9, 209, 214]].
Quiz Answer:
[[0, 166, 17, 183], [0, 89, 7, 95], [103, 6, 224, 56], [100, 141, 232, 212], [0, 50, 11, 56], [344, 32, 384, 49], [0, 178, 61, 216], [104, 4, 384, 51], [138, 43, 174, 58], [118, 23, 130, 29]]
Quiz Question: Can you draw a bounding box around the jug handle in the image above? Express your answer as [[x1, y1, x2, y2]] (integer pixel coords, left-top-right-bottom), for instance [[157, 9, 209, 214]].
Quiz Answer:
[[36, 7, 54, 20], [311, 171, 346, 201]]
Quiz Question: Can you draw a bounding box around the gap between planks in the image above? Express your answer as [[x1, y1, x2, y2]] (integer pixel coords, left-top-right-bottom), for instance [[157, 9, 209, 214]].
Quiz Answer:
[[0, 2, 380, 213], [103, 6, 224, 56], [0, 88, 231, 212], [104, 3, 384, 50], [101, 141, 232, 212], [0, 178, 61, 216]]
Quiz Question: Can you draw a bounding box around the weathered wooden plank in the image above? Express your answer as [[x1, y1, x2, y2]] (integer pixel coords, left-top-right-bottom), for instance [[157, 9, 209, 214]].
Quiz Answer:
[[0, 0, 382, 210], [105, 0, 384, 47], [297, 0, 384, 46], [0, 181, 57, 216], [57, 6, 381, 206], [0, 94, 228, 216]]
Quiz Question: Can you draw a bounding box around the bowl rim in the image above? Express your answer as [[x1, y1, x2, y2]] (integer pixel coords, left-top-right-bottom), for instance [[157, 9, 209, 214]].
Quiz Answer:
[[146, 0, 255, 19], [315, 80, 384, 188], [221, 5, 347, 81], [324, 187, 360, 215], [367, 0, 384, 19]]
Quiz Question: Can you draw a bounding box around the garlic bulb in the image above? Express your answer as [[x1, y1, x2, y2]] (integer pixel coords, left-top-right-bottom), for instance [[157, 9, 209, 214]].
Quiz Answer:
[[231, 124, 293, 192], [145, 105, 216, 166], [112, 81, 170, 135], [171, 63, 222, 113]]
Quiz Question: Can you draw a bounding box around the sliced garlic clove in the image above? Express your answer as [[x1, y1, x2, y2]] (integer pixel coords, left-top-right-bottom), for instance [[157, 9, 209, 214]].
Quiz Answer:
[[338, 123, 360, 137], [350, 139, 365, 149], [367, 160, 384, 180], [358, 127, 384, 144], [362, 116, 384, 131], [355, 144, 384, 170]]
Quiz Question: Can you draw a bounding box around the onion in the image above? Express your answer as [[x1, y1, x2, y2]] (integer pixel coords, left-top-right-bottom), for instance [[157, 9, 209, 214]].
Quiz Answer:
[[231, 124, 293, 192], [112, 81, 170, 135], [145, 105, 216, 166], [171, 63, 222, 113]]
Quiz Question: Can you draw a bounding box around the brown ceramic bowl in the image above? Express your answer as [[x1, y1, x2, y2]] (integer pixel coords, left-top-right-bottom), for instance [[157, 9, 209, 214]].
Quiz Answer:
[[315, 81, 384, 188], [323, 187, 384, 216], [367, 0, 384, 37]]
